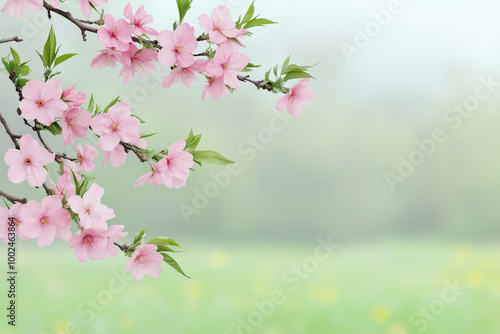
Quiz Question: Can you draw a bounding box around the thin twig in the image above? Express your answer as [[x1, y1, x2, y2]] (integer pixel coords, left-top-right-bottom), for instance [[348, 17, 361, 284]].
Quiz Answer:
[[0, 36, 23, 44], [0, 189, 27, 204], [237, 75, 273, 92], [121, 141, 148, 162], [43, 2, 98, 41], [0, 111, 21, 149]]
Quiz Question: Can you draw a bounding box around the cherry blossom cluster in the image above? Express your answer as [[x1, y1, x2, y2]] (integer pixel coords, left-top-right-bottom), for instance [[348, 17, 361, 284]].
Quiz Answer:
[[0, 0, 316, 281]]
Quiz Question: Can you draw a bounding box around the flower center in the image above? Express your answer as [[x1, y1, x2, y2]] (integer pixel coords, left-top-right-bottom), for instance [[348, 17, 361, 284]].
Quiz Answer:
[[175, 46, 183, 53], [85, 204, 93, 215], [112, 123, 120, 131], [25, 158, 31, 165], [84, 235, 93, 244], [41, 217, 48, 225], [37, 99, 44, 107]]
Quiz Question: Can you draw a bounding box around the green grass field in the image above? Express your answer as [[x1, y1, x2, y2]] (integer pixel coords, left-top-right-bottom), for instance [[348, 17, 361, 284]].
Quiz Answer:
[[1, 240, 499, 334]]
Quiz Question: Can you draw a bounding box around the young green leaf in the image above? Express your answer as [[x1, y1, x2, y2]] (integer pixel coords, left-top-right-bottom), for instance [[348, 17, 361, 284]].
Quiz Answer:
[[133, 230, 146, 244], [244, 18, 277, 29], [241, 63, 261, 73], [284, 71, 314, 82], [103, 96, 120, 113], [54, 53, 77, 67], [10, 48, 20, 65], [176, 0, 193, 24], [147, 237, 181, 248], [161, 253, 190, 278], [192, 150, 234, 166], [1, 196, 11, 210]]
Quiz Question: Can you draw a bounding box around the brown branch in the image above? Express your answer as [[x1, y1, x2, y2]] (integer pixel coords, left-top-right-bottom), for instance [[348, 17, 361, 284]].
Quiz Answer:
[[121, 141, 148, 162], [0, 189, 27, 204], [0, 36, 23, 44], [237, 75, 273, 92], [193, 51, 210, 57], [43, 2, 98, 41], [0, 111, 21, 149]]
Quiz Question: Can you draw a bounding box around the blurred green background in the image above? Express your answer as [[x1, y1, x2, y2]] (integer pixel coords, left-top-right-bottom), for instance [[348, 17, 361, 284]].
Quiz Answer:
[[1, 0, 500, 333]]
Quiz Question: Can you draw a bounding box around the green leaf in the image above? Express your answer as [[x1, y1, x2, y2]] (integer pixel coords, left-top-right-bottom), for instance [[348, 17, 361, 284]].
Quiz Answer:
[[43, 26, 57, 68], [36, 51, 47, 68], [140, 133, 158, 138], [54, 53, 77, 67], [103, 96, 120, 113], [185, 129, 202, 153], [131, 114, 146, 124], [2, 196, 11, 209], [156, 245, 177, 253], [176, 0, 193, 24], [239, 1, 255, 28], [44, 121, 63, 136], [283, 70, 314, 82], [147, 237, 181, 248], [243, 18, 277, 29], [17, 64, 30, 76], [10, 48, 20, 65], [133, 230, 146, 244], [161, 253, 190, 278], [192, 150, 234, 166], [241, 63, 261, 73], [16, 78, 29, 89], [273, 64, 278, 77], [87, 94, 95, 112], [282, 55, 291, 73]]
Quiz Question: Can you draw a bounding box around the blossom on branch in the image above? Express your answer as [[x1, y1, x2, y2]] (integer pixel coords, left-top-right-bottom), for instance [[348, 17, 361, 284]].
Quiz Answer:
[[61, 107, 91, 144], [76, 0, 107, 19], [1, 0, 43, 18], [157, 23, 197, 68], [198, 5, 243, 45], [0, 203, 30, 242], [67, 183, 115, 229], [162, 59, 208, 88], [19, 79, 67, 126], [275, 78, 315, 118], [91, 48, 121, 70], [62, 86, 87, 108], [206, 43, 250, 89], [4, 134, 54, 187], [75, 144, 98, 173], [126, 244, 163, 282], [118, 43, 158, 84], [124, 3, 159, 37], [97, 14, 134, 52], [69, 227, 109, 262]]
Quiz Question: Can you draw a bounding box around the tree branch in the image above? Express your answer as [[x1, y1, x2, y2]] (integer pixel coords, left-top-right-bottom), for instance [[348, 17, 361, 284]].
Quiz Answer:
[[43, 2, 98, 41], [121, 142, 148, 162], [0, 111, 21, 149], [0, 36, 23, 44], [237, 75, 273, 92], [0, 189, 27, 204]]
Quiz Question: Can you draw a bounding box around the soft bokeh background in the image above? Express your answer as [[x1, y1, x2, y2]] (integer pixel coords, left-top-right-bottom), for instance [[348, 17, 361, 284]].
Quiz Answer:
[[1, 0, 500, 333]]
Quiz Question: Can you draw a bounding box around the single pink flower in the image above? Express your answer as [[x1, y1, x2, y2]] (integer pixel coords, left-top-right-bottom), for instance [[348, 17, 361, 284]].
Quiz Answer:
[[19, 79, 67, 126], [0, 203, 30, 242], [275, 78, 315, 118], [103, 135, 146, 168], [61, 107, 91, 144], [75, 144, 98, 172], [91, 48, 121, 70], [118, 43, 158, 84], [67, 183, 115, 229], [1, 0, 43, 18], [157, 23, 197, 68], [126, 244, 163, 281], [97, 14, 134, 52], [198, 5, 242, 45], [62, 160, 82, 182], [201, 75, 229, 101], [162, 59, 208, 88], [90, 102, 141, 151], [101, 224, 127, 259], [76, 0, 107, 19], [19, 196, 72, 247], [158, 140, 194, 189], [134, 161, 165, 187], [62, 86, 86, 108], [69, 227, 109, 262], [49, 173, 76, 202], [4, 135, 54, 187], [124, 3, 159, 37], [206, 43, 249, 89]]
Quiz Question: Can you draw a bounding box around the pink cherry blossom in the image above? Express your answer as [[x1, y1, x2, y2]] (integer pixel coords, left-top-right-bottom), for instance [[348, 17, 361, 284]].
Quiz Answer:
[[157, 23, 197, 68], [76, 0, 107, 19], [62, 160, 82, 182], [90, 102, 141, 151], [49, 172, 76, 202], [162, 59, 208, 88], [206, 44, 249, 89], [75, 144, 98, 172], [67, 183, 115, 229], [103, 135, 146, 168], [69, 227, 109, 262], [101, 224, 127, 259], [19, 79, 67, 126], [4, 134, 54, 187], [19, 196, 72, 247], [0, 204, 30, 242], [158, 140, 194, 189], [1, 0, 43, 18], [118, 43, 158, 84], [124, 3, 159, 37], [126, 244, 163, 281], [62, 86, 86, 108], [91, 48, 121, 70], [134, 161, 165, 187], [97, 14, 134, 52], [275, 78, 315, 118], [61, 107, 91, 144], [201, 75, 229, 101], [198, 6, 242, 45]]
